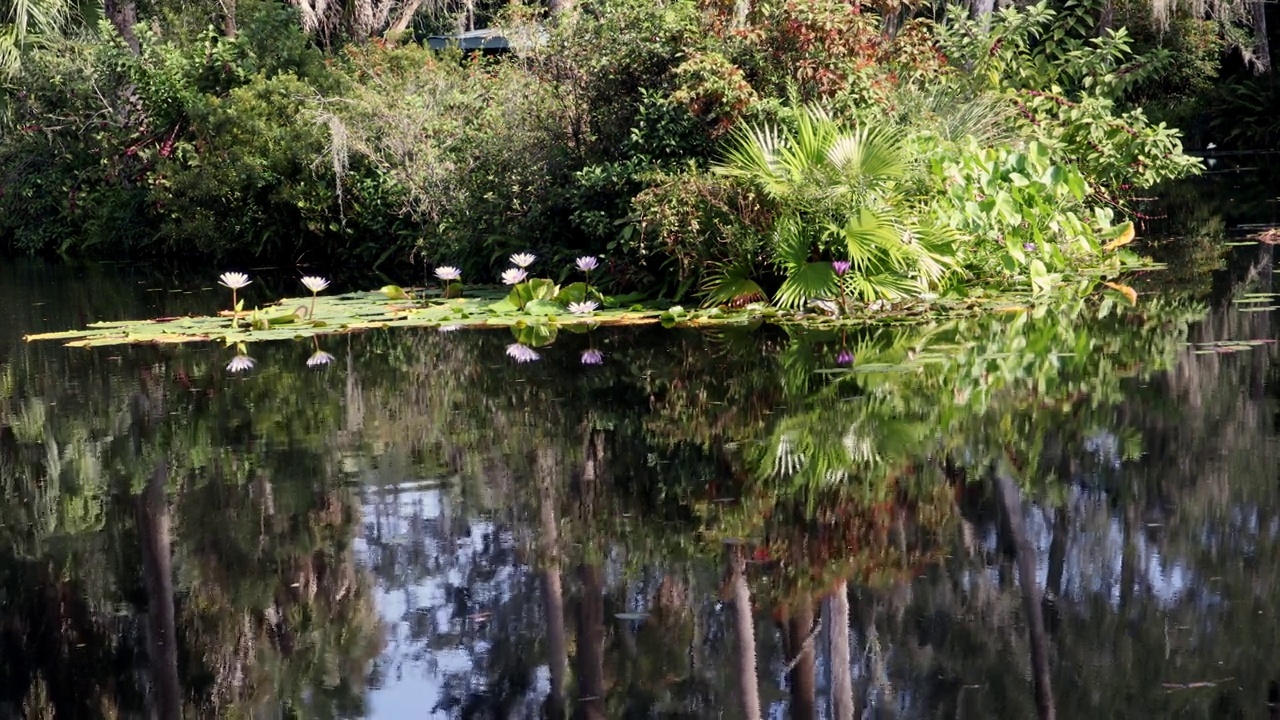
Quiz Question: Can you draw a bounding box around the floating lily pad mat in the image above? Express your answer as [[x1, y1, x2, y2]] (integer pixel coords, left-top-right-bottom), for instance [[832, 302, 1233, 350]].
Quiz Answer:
[[24, 285, 1140, 348]]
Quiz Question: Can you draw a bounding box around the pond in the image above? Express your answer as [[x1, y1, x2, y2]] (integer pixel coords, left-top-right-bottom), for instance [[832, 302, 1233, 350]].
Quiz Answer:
[[3, 169, 1280, 719]]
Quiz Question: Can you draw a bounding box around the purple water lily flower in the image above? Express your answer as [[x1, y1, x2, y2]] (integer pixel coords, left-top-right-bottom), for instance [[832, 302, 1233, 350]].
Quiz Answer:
[[1023, 243, 1037, 253], [506, 343, 540, 363], [581, 349, 604, 365], [832, 260, 852, 276], [836, 349, 854, 366]]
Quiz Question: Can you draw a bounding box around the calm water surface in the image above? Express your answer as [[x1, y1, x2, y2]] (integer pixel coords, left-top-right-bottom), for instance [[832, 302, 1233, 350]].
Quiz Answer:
[[3, 179, 1280, 718]]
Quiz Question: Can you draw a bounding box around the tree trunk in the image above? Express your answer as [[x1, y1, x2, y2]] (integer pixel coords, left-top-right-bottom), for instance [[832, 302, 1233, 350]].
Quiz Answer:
[[1253, 0, 1272, 74], [1043, 506, 1068, 635], [220, 0, 237, 37], [732, 0, 750, 28], [783, 601, 817, 720], [350, 0, 376, 41], [574, 564, 606, 720], [386, 0, 426, 37], [828, 584, 856, 720], [103, 0, 141, 54], [572, 433, 606, 720], [970, 0, 995, 28], [1097, 0, 1113, 36], [728, 548, 763, 720], [136, 459, 181, 719], [1119, 505, 1137, 615], [536, 448, 568, 719], [994, 469, 1056, 720]]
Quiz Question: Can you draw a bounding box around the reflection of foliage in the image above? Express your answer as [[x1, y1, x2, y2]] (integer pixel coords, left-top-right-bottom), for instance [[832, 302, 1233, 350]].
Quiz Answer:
[[0, 254, 1256, 717]]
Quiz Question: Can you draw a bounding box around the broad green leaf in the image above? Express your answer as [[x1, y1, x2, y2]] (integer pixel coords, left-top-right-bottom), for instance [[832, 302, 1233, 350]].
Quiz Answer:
[[525, 300, 566, 316]]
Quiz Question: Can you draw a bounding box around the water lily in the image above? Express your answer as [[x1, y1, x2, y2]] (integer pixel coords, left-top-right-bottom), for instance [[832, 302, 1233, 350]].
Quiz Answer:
[[306, 350, 335, 368], [300, 276, 329, 293], [836, 349, 854, 366], [505, 343, 540, 363], [831, 260, 851, 315], [226, 355, 255, 373], [218, 272, 251, 328], [575, 256, 599, 272], [438, 324, 461, 333], [219, 271, 252, 290], [501, 268, 528, 285], [569, 300, 598, 315], [300, 275, 329, 318], [510, 252, 536, 268], [435, 266, 463, 298], [580, 348, 604, 365]]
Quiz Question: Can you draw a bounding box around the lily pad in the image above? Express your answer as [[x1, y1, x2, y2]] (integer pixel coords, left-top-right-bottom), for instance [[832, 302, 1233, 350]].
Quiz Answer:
[[25, 272, 1169, 348]]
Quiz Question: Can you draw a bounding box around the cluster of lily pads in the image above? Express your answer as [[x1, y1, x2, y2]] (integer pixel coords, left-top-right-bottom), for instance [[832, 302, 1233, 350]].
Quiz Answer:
[[208, 257, 612, 372], [432, 252, 604, 315], [26, 247, 1151, 360]]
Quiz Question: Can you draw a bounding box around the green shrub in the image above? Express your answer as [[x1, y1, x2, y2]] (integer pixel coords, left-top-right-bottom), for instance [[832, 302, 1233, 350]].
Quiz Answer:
[[922, 136, 1128, 286], [936, 1, 1201, 192], [0, 38, 151, 254], [326, 41, 575, 278]]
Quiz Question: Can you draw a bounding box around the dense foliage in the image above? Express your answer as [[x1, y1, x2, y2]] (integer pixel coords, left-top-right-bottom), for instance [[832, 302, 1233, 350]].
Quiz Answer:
[[0, 0, 1224, 307]]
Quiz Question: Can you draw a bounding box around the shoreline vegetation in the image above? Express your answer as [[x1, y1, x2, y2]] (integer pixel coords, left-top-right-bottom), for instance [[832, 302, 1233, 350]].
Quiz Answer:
[[6, 0, 1268, 324]]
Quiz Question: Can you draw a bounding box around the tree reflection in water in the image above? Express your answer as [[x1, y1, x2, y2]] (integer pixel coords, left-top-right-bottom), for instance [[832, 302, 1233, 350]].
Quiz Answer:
[[5, 239, 1280, 717]]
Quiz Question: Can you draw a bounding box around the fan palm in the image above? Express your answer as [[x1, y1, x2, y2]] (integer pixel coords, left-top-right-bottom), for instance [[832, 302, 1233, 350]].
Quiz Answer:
[[710, 106, 956, 309], [0, 0, 80, 73]]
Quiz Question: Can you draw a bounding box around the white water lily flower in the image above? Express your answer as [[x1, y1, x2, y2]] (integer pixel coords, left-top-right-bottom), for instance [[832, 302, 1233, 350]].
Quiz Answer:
[[580, 349, 604, 365], [438, 325, 461, 333], [501, 268, 528, 285], [575, 256, 600, 272], [435, 266, 462, 281], [300, 276, 330, 294], [505, 343, 540, 363], [306, 350, 335, 368], [510, 252, 536, 268], [226, 355, 255, 373], [218, 272, 252, 290], [568, 300, 599, 314]]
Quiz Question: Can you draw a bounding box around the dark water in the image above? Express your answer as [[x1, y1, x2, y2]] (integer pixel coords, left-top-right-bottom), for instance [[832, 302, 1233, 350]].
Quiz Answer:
[[3, 188, 1280, 719]]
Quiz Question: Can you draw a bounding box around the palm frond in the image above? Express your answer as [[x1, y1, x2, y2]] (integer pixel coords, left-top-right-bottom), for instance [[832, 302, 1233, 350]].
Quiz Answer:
[[702, 264, 769, 308], [0, 29, 18, 75], [773, 215, 811, 271], [826, 127, 907, 186], [774, 261, 838, 310], [785, 106, 837, 180], [7, 0, 71, 40], [836, 208, 910, 273], [716, 123, 791, 200], [846, 272, 922, 302]]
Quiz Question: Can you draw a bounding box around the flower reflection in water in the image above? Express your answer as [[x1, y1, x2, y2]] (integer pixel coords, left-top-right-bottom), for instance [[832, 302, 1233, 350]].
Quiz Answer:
[[836, 349, 854, 366], [581, 348, 604, 365], [226, 355, 255, 373], [506, 343, 541, 363], [307, 350, 335, 368]]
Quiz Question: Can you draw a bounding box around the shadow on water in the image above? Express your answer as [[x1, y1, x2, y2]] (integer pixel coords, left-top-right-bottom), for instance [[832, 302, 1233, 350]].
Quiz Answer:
[[3, 172, 1280, 718]]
